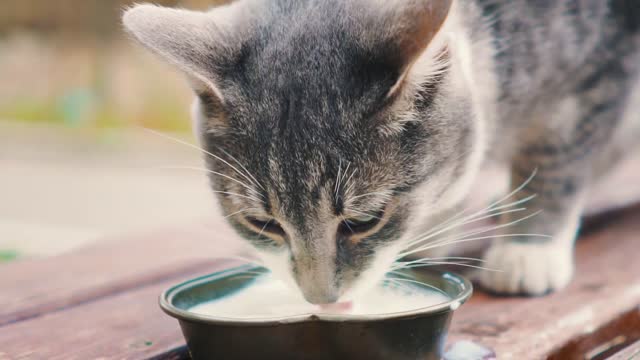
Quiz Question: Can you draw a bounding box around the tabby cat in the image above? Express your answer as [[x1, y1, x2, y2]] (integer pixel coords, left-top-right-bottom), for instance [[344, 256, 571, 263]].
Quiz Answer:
[[124, 0, 640, 303]]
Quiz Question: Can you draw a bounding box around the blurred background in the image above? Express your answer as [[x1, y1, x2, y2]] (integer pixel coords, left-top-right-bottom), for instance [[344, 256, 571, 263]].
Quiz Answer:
[[1, 0, 229, 262], [2, 1, 638, 266]]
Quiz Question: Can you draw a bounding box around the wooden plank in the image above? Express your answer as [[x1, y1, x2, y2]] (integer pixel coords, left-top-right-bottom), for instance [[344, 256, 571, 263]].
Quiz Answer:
[[0, 281, 186, 360], [0, 223, 245, 326], [446, 205, 640, 359], [549, 307, 640, 360], [0, 261, 248, 360], [607, 340, 640, 360], [2, 208, 638, 360]]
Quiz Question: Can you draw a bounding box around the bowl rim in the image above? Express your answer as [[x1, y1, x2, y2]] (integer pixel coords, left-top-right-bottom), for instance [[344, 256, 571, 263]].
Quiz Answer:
[[159, 264, 473, 326]]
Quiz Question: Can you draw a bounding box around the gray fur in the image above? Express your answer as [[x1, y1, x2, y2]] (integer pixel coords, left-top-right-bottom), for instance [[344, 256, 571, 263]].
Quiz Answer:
[[124, 0, 640, 301]]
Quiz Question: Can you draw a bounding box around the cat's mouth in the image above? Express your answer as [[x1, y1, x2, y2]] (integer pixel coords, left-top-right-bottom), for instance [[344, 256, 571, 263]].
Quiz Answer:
[[318, 301, 353, 313]]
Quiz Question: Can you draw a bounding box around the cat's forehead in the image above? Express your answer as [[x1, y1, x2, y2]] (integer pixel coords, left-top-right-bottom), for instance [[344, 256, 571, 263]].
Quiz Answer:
[[216, 4, 402, 118]]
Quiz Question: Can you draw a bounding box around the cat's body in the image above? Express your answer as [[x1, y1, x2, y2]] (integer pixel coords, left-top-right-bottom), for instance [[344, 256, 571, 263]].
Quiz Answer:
[[124, 0, 640, 301], [457, 0, 640, 293], [474, 0, 640, 157]]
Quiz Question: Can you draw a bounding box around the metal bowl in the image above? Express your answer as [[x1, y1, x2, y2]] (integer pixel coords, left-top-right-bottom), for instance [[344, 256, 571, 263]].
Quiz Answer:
[[160, 265, 472, 360]]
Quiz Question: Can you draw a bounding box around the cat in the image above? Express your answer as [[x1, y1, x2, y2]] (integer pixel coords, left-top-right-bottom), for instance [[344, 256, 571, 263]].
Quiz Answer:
[[123, 0, 640, 303]]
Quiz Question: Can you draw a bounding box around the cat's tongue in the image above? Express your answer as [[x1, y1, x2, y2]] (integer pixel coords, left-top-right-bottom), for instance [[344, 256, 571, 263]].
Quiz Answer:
[[318, 301, 353, 313]]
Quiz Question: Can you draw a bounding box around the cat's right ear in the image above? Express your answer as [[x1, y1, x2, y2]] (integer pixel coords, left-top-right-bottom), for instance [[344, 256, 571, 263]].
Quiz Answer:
[[122, 4, 239, 103]]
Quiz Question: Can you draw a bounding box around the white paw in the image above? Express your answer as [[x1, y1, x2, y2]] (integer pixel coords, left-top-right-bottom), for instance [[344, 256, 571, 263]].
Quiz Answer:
[[479, 241, 574, 295]]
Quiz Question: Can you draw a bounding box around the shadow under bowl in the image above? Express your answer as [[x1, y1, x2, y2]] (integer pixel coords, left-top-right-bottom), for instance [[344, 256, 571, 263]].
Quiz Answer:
[[160, 265, 472, 360]]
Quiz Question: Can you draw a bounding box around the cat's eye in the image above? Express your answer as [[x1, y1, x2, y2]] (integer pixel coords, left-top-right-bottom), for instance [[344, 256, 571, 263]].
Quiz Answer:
[[246, 216, 286, 237], [340, 213, 382, 235]]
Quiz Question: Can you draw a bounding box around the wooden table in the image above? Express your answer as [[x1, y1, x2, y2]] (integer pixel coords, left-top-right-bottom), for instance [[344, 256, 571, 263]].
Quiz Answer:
[[1, 161, 639, 359]]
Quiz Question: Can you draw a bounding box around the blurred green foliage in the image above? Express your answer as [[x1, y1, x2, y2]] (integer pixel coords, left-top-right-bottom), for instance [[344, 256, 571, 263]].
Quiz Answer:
[[0, 250, 20, 263], [0, 96, 190, 132], [0, 0, 232, 132]]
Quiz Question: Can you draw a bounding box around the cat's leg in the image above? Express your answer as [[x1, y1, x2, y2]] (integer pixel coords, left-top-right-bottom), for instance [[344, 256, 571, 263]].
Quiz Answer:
[[479, 163, 584, 295], [480, 93, 624, 295]]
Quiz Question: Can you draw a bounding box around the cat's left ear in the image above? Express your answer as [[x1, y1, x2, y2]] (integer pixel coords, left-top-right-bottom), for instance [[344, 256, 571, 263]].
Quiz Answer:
[[373, 0, 452, 98], [122, 3, 244, 103], [390, 0, 452, 68]]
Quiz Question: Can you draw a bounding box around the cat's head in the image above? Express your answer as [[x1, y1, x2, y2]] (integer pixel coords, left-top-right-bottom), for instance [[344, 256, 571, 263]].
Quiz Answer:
[[124, 0, 482, 304]]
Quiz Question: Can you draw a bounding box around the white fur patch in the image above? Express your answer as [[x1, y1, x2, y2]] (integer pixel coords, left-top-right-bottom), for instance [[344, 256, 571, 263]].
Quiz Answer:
[[479, 239, 574, 295], [257, 250, 299, 292], [341, 242, 405, 301], [480, 192, 584, 295]]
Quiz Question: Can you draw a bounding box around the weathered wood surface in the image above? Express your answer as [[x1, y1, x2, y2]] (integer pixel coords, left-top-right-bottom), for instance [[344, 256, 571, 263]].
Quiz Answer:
[[548, 307, 640, 359], [447, 205, 640, 359], [607, 340, 640, 360], [0, 207, 637, 359], [0, 263, 242, 360], [0, 223, 244, 326]]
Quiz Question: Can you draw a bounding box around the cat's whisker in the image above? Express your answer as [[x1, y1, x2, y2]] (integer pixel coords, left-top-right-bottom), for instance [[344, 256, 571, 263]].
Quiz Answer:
[[214, 146, 265, 191], [154, 165, 262, 198], [340, 215, 355, 234], [350, 191, 394, 201], [142, 127, 262, 191], [444, 209, 545, 243], [348, 209, 383, 220], [392, 261, 503, 272], [386, 277, 449, 296], [212, 190, 264, 204], [334, 159, 343, 203], [344, 167, 359, 196], [341, 162, 352, 187], [214, 255, 264, 263], [398, 210, 546, 258], [402, 206, 528, 250], [488, 193, 537, 213], [257, 219, 273, 238], [397, 256, 487, 265], [400, 174, 541, 252], [484, 167, 538, 211], [405, 169, 539, 246], [402, 207, 525, 248], [413, 190, 537, 243], [224, 208, 259, 219], [400, 212, 545, 256], [402, 195, 528, 247], [401, 232, 550, 259], [207, 255, 266, 267], [338, 161, 352, 203], [392, 257, 482, 267], [391, 259, 472, 272]]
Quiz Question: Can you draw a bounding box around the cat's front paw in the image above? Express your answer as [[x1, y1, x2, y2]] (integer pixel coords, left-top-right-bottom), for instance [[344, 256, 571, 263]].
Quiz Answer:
[[479, 240, 574, 295]]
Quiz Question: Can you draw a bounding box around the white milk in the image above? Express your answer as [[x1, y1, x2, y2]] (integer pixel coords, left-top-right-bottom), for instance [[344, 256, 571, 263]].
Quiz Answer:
[[189, 274, 450, 318]]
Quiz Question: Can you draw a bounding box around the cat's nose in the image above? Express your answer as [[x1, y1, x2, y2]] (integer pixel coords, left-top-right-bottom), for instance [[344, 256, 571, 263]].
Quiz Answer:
[[293, 262, 340, 304], [290, 238, 339, 304], [299, 286, 340, 304]]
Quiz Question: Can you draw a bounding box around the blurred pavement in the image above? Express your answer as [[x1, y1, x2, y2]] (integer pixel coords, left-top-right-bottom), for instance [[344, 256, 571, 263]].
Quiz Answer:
[[0, 121, 217, 258]]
